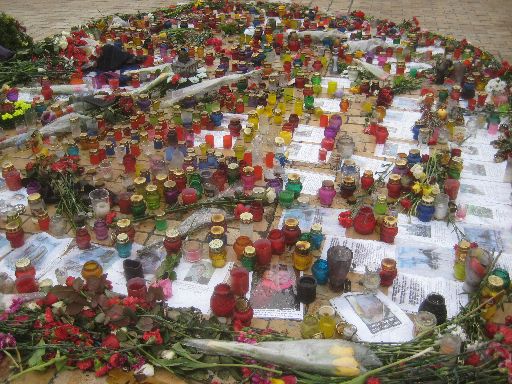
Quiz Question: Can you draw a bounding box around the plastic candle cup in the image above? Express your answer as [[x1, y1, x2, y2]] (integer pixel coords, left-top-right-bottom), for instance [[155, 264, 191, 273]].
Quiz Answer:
[[183, 240, 202, 262]]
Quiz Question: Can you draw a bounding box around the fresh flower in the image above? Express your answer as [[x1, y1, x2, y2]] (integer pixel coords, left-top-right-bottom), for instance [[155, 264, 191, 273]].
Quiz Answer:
[[101, 334, 120, 349], [338, 211, 353, 228], [150, 279, 172, 299], [400, 198, 412, 209], [160, 350, 176, 360], [431, 183, 440, 195], [411, 181, 422, 194], [265, 187, 277, 204], [143, 330, 163, 345], [76, 359, 93, 371], [136, 363, 155, 377], [0, 333, 16, 348]]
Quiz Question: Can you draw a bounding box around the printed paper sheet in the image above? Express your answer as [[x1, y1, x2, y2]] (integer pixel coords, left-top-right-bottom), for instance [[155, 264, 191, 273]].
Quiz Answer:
[[279, 207, 344, 236], [291, 124, 326, 144], [287, 142, 331, 163], [285, 168, 335, 195]]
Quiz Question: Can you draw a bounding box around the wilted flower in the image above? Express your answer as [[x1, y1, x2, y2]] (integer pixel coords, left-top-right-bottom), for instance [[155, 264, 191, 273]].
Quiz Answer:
[[160, 350, 176, 360], [136, 363, 155, 377], [265, 187, 276, 204], [0, 333, 16, 348]]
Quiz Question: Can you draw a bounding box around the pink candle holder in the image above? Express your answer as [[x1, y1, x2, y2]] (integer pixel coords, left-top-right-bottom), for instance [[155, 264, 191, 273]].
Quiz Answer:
[[183, 240, 202, 262], [127, 277, 147, 299]]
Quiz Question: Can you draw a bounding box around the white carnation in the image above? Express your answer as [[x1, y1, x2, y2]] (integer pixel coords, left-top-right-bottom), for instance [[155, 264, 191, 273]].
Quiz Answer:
[[160, 350, 176, 360], [136, 363, 155, 376]]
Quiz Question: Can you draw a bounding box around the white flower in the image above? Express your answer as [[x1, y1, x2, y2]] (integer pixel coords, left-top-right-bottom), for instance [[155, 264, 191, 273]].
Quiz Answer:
[[26, 302, 40, 311], [37, 68, 46, 73], [61, 31, 70, 37], [160, 350, 176, 360], [485, 78, 507, 95], [196, 71, 208, 79], [178, 77, 188, 84], [189, 76, 200, 84], [431, 183, 440, 195], [136, 363, 155, 377], [411, 164, 424, 180], [56, 36, 68, 50], [265, 187, 276, 204]]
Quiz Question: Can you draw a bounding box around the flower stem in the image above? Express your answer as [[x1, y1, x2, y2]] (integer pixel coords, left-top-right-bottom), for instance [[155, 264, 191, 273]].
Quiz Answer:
[[9, 356, 67, 381]]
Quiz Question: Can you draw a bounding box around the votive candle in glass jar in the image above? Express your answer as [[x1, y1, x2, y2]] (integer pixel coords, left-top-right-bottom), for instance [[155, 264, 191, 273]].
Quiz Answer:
[[98, 159, 113, 180], [210, 283, 235, 317], [123, 259, 144, 280], [309, 223, 324, 250], [230, 267, 249, 296], [417, 195, 435, 222], [89, 188, 110, 219], [339, 176, 356, 199], [233, 297, 254, 326], [4, 168, 22, 191], [293, 240, 312, 271], [318, 180, 336, 207], [241, 245, 257, 271], [130, 194, 146, 219], [233, 236, 253, 260], [163, 228, 182, 255], [28, 192, 46, 217], [154, 210, 168, 231], [444, 178, 460, 200], [75, 224, 92, 250], [386, 174, 402, 199], [182, 240, 202, 263], [144, 184, 161, 210], [164, 180, 180, 205], [413, 311, 437, 337], [15, 258, 36, 278], [434, 193, 449, 220], [127, 277, 147, 299], [181, 188, 198, 205], [253, 239, 272, 266], [318, 305, 336, 338], [278, 190, 294, 208], [15, 275, 38, 293], [116, 233, 132, 258], [37, 210, 50, 231], [379, 258, 397, 287], [6, 222, 25, 248], [285, 173, 303, 198], [267, 229, 285, 255], [327, 245, 353, 292], [115, 218, 135, 242], [93, 218, 109, 241], [380, 216, 398, 243], [301, 314, 321, 339], [81, 260, 103, 281], [297, 275, 317, 304], [239, 212, 254, 240], [282, 218, 301, 246], [360, 170, 374, 191], [312, 259, 329, 285], [209, 239, 227, 268]]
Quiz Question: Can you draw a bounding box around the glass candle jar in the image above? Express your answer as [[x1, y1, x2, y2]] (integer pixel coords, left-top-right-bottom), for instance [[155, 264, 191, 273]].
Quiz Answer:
[[282, 218, 301, 246], [230, 267, 249, 296], [413, 311, 437, 336], [374, 196, 393, 220], [360, 170, 374, 191], [28, 193, 45, 217], [116, 233, 132, 258], [417, 196, 435, 222], [182, 240, 202, 263], [278, 190, 294, 208], [318, 305, 336, 339], [448, 157, 463, 180], [301, 314, 321, 339], [6, 222, 25, 248], [480, 275, 505, 321], [144, 184, 161, 210], [453, 239, 470, 281], [93, 219, 109, 241], [15, 275, 38, 293], [293, 240, 313, 271], [208, 239, 227, 268], [241, 246, 256, 271], [154, 210, 168, 231], [379, 258, 397, 287], [380, 216, 398, 244], [233, 297, 254, 326], [163, 228, 182, 255], [115, 218, 135, 243], [339, 176, 356, 199], [297, 275, 317, 304], [309, 223, 324, 250], [418, 293, 447, 325], [285, 173, 303, 198], [434, 193, 449, 220], [89, 188, 110, 219], [444, 179, 460, 200], [37, 210, 50, 231], [127, 277, 147, 299], [130, 194, 146, 219], [163, 180, 180, 205], [81, 260, 103, 281], [4, 168, 22, 191], [353, 206, 377, 235], [266, 229, 285, 255], [253, 239, 272, 266], [318, 180, 336, 207], [327, 245, 353, 292], [15, 258, 36, 278], [75, 224, 92, 250], [210, 283, 235, 317], [312, 259, 329, 285], [123, 259, 144, 281], [386, 174, 402, 199], [239, 212, 254, 240]]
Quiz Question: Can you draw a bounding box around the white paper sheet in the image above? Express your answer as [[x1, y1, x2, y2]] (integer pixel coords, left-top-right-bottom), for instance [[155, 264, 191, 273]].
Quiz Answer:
[[292, 124, 326, 144], [461, 160, 507, 182], [460, 201, 512, 228], [0, 185, 29, 207], [383, 109, 422, 140], [389, 273, 468, 319], [285, 168, 335, 195], [374, 140, 426, 159], [351, 155, 393, 174], [314, 98, 341, 113], [391, 97, 421, 112], [287, 142, 331, 163], [279, 207, 345, 236], [459, 178, 512, 205], [330, 291, 414, 343], [396, 214, 459, 248], [166, 260, 233, 315], [0, 233, 72, 279], [320, 236, 395, 273], [459, 143, 496, 163]]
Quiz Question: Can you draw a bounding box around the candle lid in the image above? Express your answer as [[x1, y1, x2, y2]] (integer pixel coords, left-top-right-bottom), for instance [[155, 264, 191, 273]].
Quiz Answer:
[[164, 180, 177, 189], [284, 217, 299, 227], [15, 257, 31, 269], [287, 173, 300, 182], [488, 275, 504, 290], [322, 180, 334, 188], [343, 159, 355, 166], [311, 223, 322, 232], [134, 176, 146, 186], [318, 305, 335, 317], [389, 174, 401, 182], [342, 176, 355, 185], [28, 193, 42, 203], [5, 221, 21, 233], [235, 297, 250, 312], [243, 166, 254, 174], [228, 163, 239, 170], [210, 226, 225, 236], [173, 169, 184, 177], [211, 213, 225, 224], [395, 159, 407, 167], [363, 170, 373, 177], [117, 218, 132, 229], [240, 212, 253, 224], [1, 161, 14, 171], [274, 137, 285, 146], [409, 148, 420, 156], [130, 194, 144, 203], [155, 210, 166, 219], [209, 239, 224, 252], [156, 173, 168, 183], [116, 233, 130, 244], [383, 216, 397, 227], [381, 258, 396, 270], [243, 245, 256, 257], [295, 240, 311, 252], [421, 195, 434, 204]]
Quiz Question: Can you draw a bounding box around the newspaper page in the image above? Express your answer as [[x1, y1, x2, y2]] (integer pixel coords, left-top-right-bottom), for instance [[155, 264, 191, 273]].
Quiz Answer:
[[330, 291, 414, 343], [291, 124, 326, 144], [279, 207, 344, 236], [287, 142, 331, 163], [285, 168, 335, 195]]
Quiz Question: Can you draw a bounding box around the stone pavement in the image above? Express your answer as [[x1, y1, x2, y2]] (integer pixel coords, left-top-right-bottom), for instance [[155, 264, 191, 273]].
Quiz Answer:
[[1, 0, 511, 61]]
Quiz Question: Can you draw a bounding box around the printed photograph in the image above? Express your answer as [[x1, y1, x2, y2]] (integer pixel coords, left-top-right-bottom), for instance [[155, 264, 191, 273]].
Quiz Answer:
[[61, 245, 117, 275], [382, 142, 399, 157], [467, 204, 493, 219], [184, 260, 215, 285], [396, 245, 453, 279], [465, 162, 486, 177], [401, 223, 432, 238], [463, 226, 504, 253], [345, 293, 402, 334], [250, 263, 300, 311], [459, 183, 484, 195]]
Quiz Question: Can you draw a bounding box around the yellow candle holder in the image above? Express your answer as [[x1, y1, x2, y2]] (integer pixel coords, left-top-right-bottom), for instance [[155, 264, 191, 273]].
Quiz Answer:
[[283, 87, 294, 102], [199, 143, 208, 156], [279, 130, 292, 145], [267, 92, 277, 105], [294, 99, 304, 116], [327, 81, 337, 98]]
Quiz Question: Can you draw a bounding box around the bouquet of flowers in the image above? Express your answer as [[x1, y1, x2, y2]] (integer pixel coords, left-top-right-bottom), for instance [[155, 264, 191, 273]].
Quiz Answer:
[[0, 99, 31, 129]]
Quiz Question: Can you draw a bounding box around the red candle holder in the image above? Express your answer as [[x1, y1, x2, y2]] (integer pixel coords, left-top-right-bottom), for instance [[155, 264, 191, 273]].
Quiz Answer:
[[223, 135, 233, 149], [127, 277, 147, 299], [319, 114, 329, 127], [181, 188, 198, 205], [321, 137, 335, 151], [15, 275, 38, 293], [267, 229, 285, 255], [210, 283, 235, 317], [265, 152, 274, 168], [230, 267, 249, 296], [205, 134, 215, 148], [253, 239, 272, 266]]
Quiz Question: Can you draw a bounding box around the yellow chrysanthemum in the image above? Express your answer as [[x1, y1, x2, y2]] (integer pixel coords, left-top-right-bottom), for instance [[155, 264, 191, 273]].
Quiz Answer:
[[422, 185, 433, 196], [411, 182, 422, 194]]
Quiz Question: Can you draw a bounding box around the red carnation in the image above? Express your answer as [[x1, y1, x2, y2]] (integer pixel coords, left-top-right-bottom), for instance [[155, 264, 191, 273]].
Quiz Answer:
[[81, 309, 96, 319], [95, 364, 111, 377], [109, 353, 124, 368], [43, 293, 59, 306], [400, 198, 412, 210], [281, 376, 298, 384], [465, 352, 481, 367], [143, 330, 163, 345], [105, 211, 117, 225], [485, 322, 499, 339], [76, 359, 93, 371], [101, 334, 120, 349], [421, 154, 430, 163], [498, 326, 512, 345], [338, 211, 353, 228], [65, 276, 75, 287], [366, 378, 382, 384], [44, 307, 54, 323]]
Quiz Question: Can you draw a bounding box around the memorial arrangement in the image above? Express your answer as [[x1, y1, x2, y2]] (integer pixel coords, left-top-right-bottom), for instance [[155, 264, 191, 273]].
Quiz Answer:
[[0, 1, 511, 383]]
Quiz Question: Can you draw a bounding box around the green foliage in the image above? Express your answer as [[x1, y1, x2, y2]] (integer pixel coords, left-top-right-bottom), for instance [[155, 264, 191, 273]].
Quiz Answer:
[[0, 13, 33, 51], [392, 75, 423, 94]]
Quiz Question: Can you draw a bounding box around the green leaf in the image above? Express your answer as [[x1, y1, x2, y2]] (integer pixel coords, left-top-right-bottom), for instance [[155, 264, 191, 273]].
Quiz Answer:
[[54, 351, 68, 372], [27, 340, 46, 367]]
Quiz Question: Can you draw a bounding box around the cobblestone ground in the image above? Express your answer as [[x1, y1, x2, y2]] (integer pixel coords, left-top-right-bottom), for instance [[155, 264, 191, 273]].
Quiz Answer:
[[1, 0, 511, 61]]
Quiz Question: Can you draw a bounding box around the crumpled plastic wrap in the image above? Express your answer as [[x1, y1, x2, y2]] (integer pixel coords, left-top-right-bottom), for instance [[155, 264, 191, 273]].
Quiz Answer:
[[184, 338, 382, 376]]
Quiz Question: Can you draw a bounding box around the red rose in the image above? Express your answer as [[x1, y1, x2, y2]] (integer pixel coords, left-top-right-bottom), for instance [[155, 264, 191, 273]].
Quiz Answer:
[[101, 334, 120, 349], [498, 326, 512, 345], [485, 322, 499, 338], [109, 353, 124, 368], [281, 376, 298, 384], [95, 364, 111, 377], [44, 307, 54, 323], [465, 352, 481, 367], [505, 315, 512, 326], [65, 276, 75, 287], [421, 154, 430, 163], [366, 378, 382, 384], [143, 330, 163, 345], [105, 211, 117, 225], [400, 198, 412, 210], [81, 309, 96, 319], [76, 359, 93, 371], [338, 211, 353, 228]]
